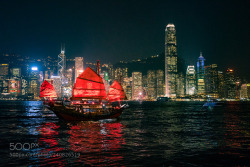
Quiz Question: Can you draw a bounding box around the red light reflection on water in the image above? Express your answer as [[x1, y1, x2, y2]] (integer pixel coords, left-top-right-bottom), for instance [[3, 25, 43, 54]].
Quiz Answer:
[[37, 122, 66, 166], [221, 103, 249, 156], [68, 122, 125, 166]]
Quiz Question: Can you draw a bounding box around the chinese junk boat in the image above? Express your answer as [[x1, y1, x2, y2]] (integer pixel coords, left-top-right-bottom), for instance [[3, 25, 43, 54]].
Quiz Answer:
[[40, 80, 57, 107], [45, 66, 127, 121]]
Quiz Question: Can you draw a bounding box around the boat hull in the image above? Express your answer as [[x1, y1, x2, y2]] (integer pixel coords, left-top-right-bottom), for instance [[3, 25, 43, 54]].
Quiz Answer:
[[48, 105, 124, 121]]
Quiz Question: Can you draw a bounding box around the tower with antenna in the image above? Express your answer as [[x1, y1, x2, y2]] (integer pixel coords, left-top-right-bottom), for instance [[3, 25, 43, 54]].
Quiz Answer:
[[58, 44, 66, 80]]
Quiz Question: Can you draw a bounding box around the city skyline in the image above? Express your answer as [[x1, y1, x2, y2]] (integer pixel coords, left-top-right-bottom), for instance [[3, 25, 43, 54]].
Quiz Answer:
[[0, 0, 250, 80]]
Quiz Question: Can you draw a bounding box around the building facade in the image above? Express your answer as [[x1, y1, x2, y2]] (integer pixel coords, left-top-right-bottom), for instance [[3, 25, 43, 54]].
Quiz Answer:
[[75, 57, 84, 82], [224, 68, 236, 99], [132, 72, 142, 100], [197, 52, 205, 96], [205, 64, 219, 98], [186, 65, 196, 95], [165, 24, 177, 98]]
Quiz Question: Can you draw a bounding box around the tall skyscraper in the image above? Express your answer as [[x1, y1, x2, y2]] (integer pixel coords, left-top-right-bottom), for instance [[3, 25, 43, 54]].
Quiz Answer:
[[176, 73, 185, 97], [197, 52, 205, 96], [114, 67, 128, 83], [224, 68, 236, 99], [205, 64, 219, 98], [156, 70, 165, 97], [132, 72, 142, 100], [75, 57, 84, 82], [0, 64, 9, 79], [165, 24, 177, 98], [218, 71, 225, 98], [147, 70, 157, 100], [186, 65, 196, 95], [58, 47, 66, 79]]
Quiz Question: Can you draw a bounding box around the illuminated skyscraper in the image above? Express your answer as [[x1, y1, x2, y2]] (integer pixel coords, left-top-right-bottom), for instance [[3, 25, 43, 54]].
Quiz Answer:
[[75, 57, 84, 82], [224, 68, 236, 99], [0, 64, 9, 79], [147, 70, 157, 100], [58, 46, 66, 79], [197, 52, 205, 96], [132, 72, 142, 100], [240, 84, 248, 99], [156, 70, 164, 97], [51, 76, 62, 98], [122, 77, 132, 100], [165, 24, 177, 97], [186, 66, 196, 95], [29, 67, 40, 99], [114, 67, 128, 83], [218, 71, 225, 98], [205, 64, 219, 98]]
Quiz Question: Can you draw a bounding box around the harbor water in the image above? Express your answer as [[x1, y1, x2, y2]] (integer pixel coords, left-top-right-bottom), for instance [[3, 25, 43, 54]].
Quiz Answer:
[[0, 101, 249, 166]]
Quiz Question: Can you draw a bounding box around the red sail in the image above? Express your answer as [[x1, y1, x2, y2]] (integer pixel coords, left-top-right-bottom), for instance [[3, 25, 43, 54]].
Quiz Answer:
[[108, 80, 126, 102], [72, 67, 107, 100], [40, 80, 57, 98]]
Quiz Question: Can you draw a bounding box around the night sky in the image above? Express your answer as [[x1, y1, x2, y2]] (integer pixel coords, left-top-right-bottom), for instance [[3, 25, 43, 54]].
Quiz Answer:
[[0, 0, 249, 80]]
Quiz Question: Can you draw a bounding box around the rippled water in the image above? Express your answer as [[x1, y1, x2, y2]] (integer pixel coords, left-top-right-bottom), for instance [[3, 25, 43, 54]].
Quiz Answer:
[[0, 101, 249, 166]]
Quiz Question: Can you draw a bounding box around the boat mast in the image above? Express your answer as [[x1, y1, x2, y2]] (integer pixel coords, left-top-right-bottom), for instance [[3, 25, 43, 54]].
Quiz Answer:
[[97, 60, 101, 102]]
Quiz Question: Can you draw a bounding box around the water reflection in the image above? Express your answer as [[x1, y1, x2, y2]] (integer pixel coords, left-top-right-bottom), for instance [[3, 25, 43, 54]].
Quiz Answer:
[[36, 121, 125, 166], [222, 103, 249, 157], [67, 121, 125, 166], [37, 122, 66, 166]]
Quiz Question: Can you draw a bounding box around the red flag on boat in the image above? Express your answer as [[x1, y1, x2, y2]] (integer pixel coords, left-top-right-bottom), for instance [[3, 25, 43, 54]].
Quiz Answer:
[[108, 80, 126, 102], [72, 67, 107, 100], [40, 80, 57, 98]]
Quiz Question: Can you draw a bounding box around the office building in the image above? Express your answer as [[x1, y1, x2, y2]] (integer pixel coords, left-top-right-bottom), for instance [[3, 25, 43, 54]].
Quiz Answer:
[[197, 52, 205, 96], [75, 57, 84, 82], [186, 66, 196, 95], [224, 68, 236, 99], [132, 72, 142, 100], [205, 64, 219, 98], [165, 23, 177, 97], [156, 70, 165, 97]]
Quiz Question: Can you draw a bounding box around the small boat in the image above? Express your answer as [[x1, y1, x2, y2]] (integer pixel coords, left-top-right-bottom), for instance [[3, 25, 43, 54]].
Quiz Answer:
[[157, 97, 171, 102], [203, 99, 224, 108], [43, 63, 128, 121]]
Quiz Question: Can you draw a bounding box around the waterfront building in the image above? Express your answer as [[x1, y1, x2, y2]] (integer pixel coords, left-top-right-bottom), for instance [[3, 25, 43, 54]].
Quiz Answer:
[[43, 56, 58, 79], [176, 73, 185, 97], [10, 68, 21, 78], [186, 66, 196, 95], [165, 23, 177, 98], [132, 72, 142, 100], [247, 84, 250, 98], [218, 71, 225, 98], [147, 70, 157, 100], [21, 78, 28, 97], [114, 67, 128, 83], [224, 68, 236, 99], [75, 57, 84, 82], [205, 64, 219, 98], [65, 69, 73, 87], [9, 79, 21, 96], [156, 70, 164, 97], [29, 67, 40, 99], [197, 52, 205, 96], [108, 64, 115, 82], [58, 47, 66, 80], [240, 84, 248, 99], [51, 76, 62, 98], [123, 77, 132, 100], [0, 64, 9, 79]]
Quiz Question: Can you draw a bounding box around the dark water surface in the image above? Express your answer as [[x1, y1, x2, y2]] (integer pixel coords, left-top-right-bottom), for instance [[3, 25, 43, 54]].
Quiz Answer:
[[0, 101, 249, 166]]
